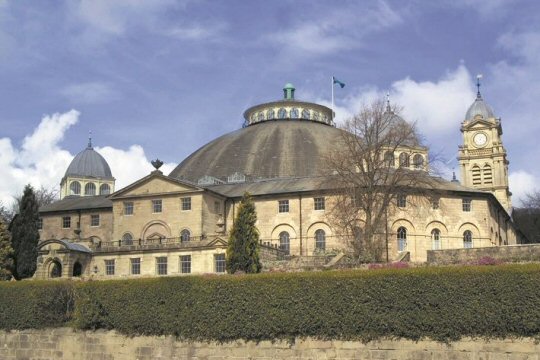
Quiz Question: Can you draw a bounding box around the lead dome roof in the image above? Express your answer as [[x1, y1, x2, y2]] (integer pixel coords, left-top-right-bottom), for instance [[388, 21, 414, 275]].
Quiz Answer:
[[169, 120, 346, 182], [64, 143, 113, 179]]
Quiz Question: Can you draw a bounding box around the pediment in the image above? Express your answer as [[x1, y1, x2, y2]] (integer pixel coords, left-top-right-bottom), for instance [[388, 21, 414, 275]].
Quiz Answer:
[[464, 118, 495, 130], [207, 237, 228, 247], [110, 172, 202, 199]]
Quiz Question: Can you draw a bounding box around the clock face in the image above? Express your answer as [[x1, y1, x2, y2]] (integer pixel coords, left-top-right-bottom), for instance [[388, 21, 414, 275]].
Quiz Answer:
[[473, 133, 487, 146]]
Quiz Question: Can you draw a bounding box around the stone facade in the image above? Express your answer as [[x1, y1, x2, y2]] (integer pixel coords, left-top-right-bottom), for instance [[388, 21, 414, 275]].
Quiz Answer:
[[1, 329, 540, 360], [35, 84, 522, 279]]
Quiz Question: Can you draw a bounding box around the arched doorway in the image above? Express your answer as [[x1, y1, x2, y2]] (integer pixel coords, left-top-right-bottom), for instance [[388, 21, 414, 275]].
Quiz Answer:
[[73, 262, 83, 277], [49, 260, 62, 278]]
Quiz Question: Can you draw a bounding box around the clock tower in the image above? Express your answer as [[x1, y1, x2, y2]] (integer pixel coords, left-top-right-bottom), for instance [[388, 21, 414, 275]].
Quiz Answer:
[[458, 76, 511, 211]]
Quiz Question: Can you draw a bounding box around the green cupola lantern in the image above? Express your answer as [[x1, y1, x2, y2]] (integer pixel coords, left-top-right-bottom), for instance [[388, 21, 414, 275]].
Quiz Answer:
[[283, 83, 295, 100]]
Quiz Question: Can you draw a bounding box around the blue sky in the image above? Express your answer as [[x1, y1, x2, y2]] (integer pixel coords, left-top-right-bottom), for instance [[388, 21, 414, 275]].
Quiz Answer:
[[1, 0, 539, 205]]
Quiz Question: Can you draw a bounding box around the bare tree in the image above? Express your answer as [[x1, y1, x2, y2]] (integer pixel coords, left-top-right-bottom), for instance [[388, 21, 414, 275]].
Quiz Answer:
[[11, 186, 59, 215], [522, 190, 540, 209], [325, 99, 432, 262]]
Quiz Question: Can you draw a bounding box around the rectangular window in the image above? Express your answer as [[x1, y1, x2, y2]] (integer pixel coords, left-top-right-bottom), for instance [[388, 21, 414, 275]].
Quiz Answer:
[[397, 194, 407, 208], [105, 260, 115, 276], [152, 199, 162, 213], [124, 202, 134, 215], [215, 254, 226, 273], [37, 218, 43, 230], [62, 216, 71, 229], [180, 255, 191, 274], [181, 197, 192, 211], [130, 258, 141, 275], [462, 198, 472, 212], [90, 214, 100, 227], [156, 257, 168, 275], [314, 197, 325, 210], [278, 200, 289, 213], [214, 201, 221, 214], [431, 197, 440, 210]]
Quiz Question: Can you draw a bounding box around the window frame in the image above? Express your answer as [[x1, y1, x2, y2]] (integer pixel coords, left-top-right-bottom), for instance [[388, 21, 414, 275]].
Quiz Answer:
[[180, 229, 191, 242], [37, 218, 43, 230], [105, 259, 115, 276], [180, 255, 191, 274], [463, 230, 473, 248], [462, 198, 472, 212], [90, 214, 100, 227], [431, 197, 440, 210], [85, 182, 96, 196], [397, 194, 407, 208], [314, 197, 325, 211], [122, 233, 134, 246], [156, 256, 168, 275], [215, 253, 226, 273], [278, 199, 289, 213], [62, 216, 71, 229], [431, 229, 441, 250], [152, 199, 163, 213], [279, 231, 290, 255], [99, 183, 111, 195], [130, 258, 141, 275], [397, 226, 407, 252], [124, 201, 134, 216], [181, 197, 192, 211], [70, 181, 81, 195], [315, 229, 326, 251]]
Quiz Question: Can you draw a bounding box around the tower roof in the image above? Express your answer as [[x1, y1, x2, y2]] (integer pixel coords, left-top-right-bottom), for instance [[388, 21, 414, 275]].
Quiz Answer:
[[64, 142, 113, 180], [465, 75, 495, 120]]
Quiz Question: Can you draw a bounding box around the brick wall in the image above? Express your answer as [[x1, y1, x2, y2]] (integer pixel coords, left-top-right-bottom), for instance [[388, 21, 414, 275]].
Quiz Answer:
[[1, 328, 539, 360]]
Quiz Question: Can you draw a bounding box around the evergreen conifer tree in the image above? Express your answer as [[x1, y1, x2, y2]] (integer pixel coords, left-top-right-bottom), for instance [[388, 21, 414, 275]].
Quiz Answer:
[[11, 185, 40, 279], [226, 192, 262, 274], [0, 219, 14, 280]]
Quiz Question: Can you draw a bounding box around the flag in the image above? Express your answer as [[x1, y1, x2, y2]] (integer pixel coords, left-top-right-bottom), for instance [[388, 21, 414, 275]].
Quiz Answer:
[[333, 76, 345, 88]]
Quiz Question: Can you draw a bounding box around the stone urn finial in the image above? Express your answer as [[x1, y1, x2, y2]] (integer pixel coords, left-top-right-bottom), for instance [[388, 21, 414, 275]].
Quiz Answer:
[[151, 159, 164, 170]]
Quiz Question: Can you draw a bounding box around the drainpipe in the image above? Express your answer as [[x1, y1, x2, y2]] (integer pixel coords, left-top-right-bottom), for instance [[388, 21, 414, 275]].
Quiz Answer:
[[299, 194, 303, 256]]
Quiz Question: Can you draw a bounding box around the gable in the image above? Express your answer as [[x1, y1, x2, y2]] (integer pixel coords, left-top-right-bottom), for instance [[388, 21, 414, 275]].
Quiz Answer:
[[122, 177, 196, 196]]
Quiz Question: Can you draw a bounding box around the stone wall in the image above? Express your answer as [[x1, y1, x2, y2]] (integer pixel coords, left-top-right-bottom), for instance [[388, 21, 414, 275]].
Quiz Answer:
[[427, 243, 540, 264], [1, 328, 539, 360]]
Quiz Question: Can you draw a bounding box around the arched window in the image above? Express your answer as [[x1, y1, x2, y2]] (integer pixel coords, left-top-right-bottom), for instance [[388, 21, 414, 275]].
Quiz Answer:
[[431, 229, 441, 250], [301, 109, 310, 119], [85, 182, 96, 196], [399, 153, 410, 167], [413, 154, 424, 169], [258, 112, 264, 121], [279, 231, 290, 255], [99, 184, 110, 195], [384, 151, 395, 167], [181, 229, 191, 242], [73, 262, 83, 277], [312, 112, 319, 121], [315, 229, 326, 251], [70, 181, 81, 195], [122, 233, 133, 246], [397, 226, 407, 252], [463, 230, 473, 248], [483, 165, 493, 184], [278, 108, 287, 119], [267, 109, 275, 120], [472, 165, 481, 185], [290, 108, 299, 119]]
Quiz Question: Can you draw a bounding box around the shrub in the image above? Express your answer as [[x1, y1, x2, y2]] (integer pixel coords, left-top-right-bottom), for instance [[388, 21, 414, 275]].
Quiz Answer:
[[0, 281, 74, 330], [73, 264, 540, 342]]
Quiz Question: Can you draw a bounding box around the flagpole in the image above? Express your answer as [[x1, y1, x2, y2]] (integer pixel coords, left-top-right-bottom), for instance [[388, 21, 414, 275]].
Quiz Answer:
[[331, 76, 334, 123]]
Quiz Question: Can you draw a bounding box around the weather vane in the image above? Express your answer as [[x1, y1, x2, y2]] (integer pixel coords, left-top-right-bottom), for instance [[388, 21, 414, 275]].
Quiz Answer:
[[476, 74, 483, 98]]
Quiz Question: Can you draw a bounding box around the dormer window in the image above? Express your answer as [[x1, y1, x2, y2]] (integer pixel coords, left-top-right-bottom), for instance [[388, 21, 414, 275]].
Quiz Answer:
[[278, 108, 286, 119], [267, 109, 275, 120], [302, 109, 310, 119], [85, 182, 96, 196], [70, 181, 81, 195], [290, 108, 299, 119]]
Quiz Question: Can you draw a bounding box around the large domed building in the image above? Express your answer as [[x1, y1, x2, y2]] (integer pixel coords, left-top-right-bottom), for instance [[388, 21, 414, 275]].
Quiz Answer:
[[35, 83, 520, 279]]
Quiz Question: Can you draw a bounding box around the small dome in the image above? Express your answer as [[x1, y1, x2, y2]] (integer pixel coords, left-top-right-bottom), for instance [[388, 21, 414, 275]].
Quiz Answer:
[[465, 96, 495, 120], [65, 146, 113, 179], [284, 83, 295, 89]]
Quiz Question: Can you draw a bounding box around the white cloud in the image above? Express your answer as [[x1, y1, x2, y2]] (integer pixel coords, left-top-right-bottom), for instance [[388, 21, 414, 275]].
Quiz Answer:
[[60, 82, 120, 104], [266, 1, 403, 57], [74, 0, 176, 36], [0, 110, 177, 207], [326, 65, 475, 137], [96, 145, 175, 192], [509, 170, 538, 207]]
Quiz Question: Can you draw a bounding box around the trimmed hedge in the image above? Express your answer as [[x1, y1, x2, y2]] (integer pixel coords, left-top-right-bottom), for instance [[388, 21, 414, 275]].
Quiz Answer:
[[0, 281, 74, 330], [2, 265, 540, 343]]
